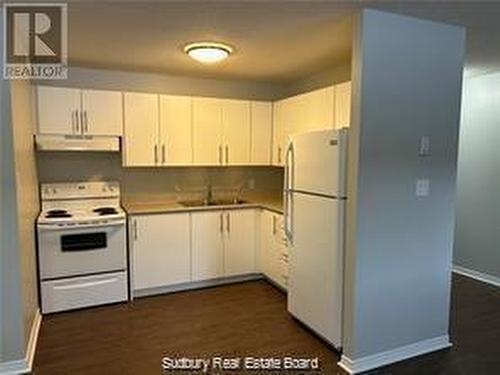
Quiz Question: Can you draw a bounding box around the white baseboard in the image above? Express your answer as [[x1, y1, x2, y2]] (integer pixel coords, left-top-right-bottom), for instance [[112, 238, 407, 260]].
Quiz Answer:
[[0, 309, 42, 375], [338, 335, 451, 374], [453, 265, 500, 287]]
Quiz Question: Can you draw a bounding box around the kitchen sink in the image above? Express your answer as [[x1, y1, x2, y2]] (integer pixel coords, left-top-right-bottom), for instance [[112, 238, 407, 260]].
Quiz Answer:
[[178, 199, 248, 207]]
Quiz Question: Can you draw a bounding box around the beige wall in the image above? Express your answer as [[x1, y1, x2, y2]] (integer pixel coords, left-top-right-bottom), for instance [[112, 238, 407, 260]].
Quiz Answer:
[[37, 66, 287, 100], [1, 7, 26, 363], [283, 60, 351, 98], [10, 81, 40, 347]]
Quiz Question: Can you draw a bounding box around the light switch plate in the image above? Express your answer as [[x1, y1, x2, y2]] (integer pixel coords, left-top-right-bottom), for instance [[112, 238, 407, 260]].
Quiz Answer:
[[419, 136, 431, 156], [416, 179, 430, 197]]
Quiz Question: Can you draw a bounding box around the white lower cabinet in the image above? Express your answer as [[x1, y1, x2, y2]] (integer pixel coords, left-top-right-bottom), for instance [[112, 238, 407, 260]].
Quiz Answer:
[[191, 211, 225, 281], [191, 209, 256, 281], [131, 213, 191, 290], [260, 209, 288, 289], [224, 210, 256, 277], [130, 208, 276, 295]]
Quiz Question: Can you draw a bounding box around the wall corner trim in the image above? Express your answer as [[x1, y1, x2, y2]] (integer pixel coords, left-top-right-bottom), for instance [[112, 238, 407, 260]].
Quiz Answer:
[[453, 265, 500, 287], [337, 335, 451, 374], [0, 309, 42, 375]]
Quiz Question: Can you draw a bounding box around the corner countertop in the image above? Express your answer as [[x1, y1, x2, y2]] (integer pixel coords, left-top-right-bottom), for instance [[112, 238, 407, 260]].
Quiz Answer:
[[122, 192, 283, 216]]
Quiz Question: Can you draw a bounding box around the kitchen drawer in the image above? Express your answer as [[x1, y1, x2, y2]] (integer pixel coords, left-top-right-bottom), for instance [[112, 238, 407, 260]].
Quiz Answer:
[[41, 271, 128, 314]]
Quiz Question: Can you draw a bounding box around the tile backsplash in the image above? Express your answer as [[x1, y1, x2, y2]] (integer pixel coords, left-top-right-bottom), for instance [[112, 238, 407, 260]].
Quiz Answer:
[[36, 151, 283, 200]]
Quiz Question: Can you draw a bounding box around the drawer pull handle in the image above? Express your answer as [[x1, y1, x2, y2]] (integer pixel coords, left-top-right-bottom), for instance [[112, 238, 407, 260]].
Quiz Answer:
[[54, 278, 118, 290]]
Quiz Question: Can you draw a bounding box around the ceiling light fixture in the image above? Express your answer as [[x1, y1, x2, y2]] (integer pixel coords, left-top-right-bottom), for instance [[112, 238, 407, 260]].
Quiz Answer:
[[184, 42, 233, 64]]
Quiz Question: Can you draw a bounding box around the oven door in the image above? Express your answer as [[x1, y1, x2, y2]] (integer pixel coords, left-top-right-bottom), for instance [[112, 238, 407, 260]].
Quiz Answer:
[[38, 221, 126, 280]]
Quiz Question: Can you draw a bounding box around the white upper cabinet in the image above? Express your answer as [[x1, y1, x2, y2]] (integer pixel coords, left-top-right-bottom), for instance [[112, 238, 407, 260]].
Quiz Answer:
[[36, 86, 81, 135], [131, 213, 191, 291], [159, 95, 193, 165], [223, 209, 256, 277], [272, 101, 285, 166], [36, 86, 123, 136], [81, 89, 123, 136], [271, 83, 351, 166], [250, 101, 272, 165], [303, 86, 334, 131], [191, 211, 225, 281], [334, 81, 351, 128], [192, 97, 223, 165], [192, 97, 255, 166], [123, 92, 159, 167], [221, 99, 251, 165]]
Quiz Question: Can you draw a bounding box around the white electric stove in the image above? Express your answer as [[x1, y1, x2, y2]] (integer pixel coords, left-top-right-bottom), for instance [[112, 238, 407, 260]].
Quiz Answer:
[[37, 181, 128, 314]]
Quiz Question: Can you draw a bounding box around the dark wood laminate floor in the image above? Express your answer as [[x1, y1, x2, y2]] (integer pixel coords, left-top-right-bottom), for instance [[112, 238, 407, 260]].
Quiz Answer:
[[33, 275, 499, 375]]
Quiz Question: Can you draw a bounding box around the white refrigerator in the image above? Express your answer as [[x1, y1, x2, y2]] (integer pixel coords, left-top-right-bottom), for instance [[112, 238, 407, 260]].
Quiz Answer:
[[284, 128, 348, 349]]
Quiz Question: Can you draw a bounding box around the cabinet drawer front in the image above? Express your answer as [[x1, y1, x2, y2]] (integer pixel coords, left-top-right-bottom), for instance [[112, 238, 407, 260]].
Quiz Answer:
[[41, 271, 128, 314]]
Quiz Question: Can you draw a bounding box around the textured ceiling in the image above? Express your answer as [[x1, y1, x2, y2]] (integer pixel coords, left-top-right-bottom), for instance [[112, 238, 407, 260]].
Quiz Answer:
[[67, 1, 354, 83], [32, 0, 500, 82]]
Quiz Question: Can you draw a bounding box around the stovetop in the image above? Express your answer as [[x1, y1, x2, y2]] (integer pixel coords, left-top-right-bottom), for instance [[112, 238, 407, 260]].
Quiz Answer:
[[38, 205, 126, 226], [38, 182, 126, 227]]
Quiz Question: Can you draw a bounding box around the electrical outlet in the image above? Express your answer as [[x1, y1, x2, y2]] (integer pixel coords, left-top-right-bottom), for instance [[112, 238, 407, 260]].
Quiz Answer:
[[416, 179, 430, 197]]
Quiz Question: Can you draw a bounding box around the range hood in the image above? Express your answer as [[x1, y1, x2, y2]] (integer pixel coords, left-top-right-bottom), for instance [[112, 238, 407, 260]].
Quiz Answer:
[[35, 135, 120, 152]]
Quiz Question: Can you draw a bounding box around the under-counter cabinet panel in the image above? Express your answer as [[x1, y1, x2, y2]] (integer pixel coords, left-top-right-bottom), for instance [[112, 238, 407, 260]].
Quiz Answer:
[[260, 210, 287, 289], [224, 210, 256, 276], [159, 95, 193, 165], [259, 209, 276, 276], [81, 89, 123, 136], [192, 98, 223, 165], [250, 101, 272, 165], [221, 99, 251, 165], [123, 92, 159, 166], [131, 213, 191, 291], [37, 86, 81, 135], [191, 211, 225, 281]]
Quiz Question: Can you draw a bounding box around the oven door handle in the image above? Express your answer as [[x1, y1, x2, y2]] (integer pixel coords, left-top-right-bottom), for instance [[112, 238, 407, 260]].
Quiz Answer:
[[38, 220, 125, 231]]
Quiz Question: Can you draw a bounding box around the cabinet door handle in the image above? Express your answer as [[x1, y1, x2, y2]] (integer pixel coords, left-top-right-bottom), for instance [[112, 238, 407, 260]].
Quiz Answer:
[[71, 110, 76, 133], [162, 144, 166, 164], [79, 110, 84, 134], [225, 145, 229, 165], [133, 220, 138, 240], [278, 146, 282, 164], [226, 213, 230, 233], [218, 145, 223, 165], [219, 213, 223, 234], [75, 110, 80, 133], [84, 110, 88, 133], [154, 145, 158, 165], [273, 216, 277, 235]]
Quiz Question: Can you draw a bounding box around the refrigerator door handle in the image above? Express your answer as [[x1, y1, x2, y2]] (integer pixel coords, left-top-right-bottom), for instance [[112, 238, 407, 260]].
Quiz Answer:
[[283, 141, 294, 244]]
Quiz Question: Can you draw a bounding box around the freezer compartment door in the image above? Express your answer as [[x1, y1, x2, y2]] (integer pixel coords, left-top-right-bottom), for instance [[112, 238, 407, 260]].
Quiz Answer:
[[289, 129, 347, 197], [287, 192, 344, 347]]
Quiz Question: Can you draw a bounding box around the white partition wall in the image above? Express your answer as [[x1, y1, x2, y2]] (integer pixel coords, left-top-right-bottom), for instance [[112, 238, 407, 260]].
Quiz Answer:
[[341, 9, 465, 374]]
